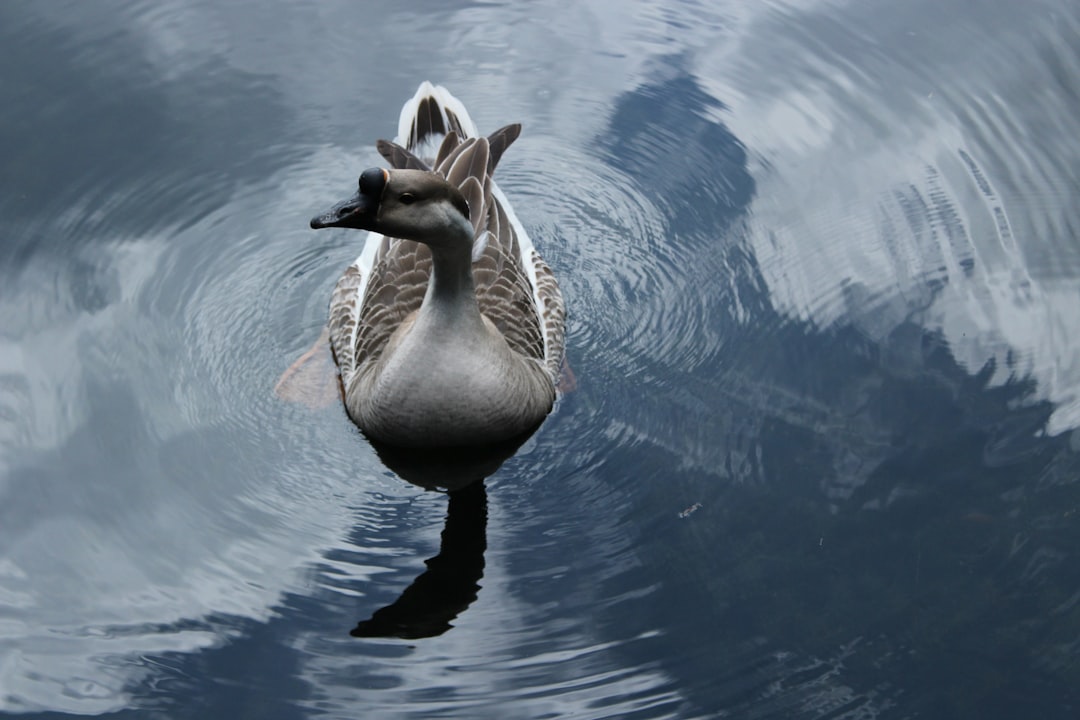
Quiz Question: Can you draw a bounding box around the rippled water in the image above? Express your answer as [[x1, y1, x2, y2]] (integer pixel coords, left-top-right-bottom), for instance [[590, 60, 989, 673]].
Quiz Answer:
[[2, 0, 1080, 717]]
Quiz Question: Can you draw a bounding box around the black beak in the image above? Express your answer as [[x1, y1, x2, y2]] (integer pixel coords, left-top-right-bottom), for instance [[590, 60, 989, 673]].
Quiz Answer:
[[310, 190, 375, 229], [310, 167, 388, 230]]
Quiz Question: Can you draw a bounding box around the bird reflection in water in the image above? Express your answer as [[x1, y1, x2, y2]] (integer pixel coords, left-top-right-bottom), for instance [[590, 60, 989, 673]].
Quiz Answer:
[[351, 480, 486, 639], [350, 429, 539, 639]]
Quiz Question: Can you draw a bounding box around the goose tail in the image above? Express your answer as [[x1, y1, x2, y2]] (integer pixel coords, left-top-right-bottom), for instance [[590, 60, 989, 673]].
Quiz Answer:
[[396, 82, 480, 157]]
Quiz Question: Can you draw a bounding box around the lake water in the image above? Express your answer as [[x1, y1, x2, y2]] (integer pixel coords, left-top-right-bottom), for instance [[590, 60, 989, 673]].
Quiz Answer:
[[2, 1, 1080, 717]]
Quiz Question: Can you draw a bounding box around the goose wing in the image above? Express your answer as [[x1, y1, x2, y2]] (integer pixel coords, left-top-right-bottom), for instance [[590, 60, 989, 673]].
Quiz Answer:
[[435, 129, 565, 378]]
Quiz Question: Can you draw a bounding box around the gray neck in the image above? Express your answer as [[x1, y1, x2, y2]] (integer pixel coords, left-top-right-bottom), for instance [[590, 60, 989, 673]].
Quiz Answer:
[[416, 235, 486, 335]]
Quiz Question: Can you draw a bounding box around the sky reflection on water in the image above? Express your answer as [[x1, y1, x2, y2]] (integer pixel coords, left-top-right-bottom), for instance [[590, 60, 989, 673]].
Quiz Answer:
[[1, 0, 1079, 718]]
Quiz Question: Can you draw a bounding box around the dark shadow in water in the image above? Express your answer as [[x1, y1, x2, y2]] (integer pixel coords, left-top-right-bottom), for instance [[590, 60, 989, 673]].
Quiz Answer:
[[351, 428, 540, 639], [352, 480, 488, 640], [599, 59, 755, 234]]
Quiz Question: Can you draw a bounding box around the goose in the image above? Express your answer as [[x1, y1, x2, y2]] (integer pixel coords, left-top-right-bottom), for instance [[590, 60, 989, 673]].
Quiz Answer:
[[306, 82, 565, 449]]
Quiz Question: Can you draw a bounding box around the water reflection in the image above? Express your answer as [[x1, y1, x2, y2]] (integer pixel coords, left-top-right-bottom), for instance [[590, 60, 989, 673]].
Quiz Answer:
[[719, 0, 1080, 436], [350, 429, 542, 639], [3, 0, 1080, 717], [558, 39, 1080, 714], [352, 481, 487, 639]]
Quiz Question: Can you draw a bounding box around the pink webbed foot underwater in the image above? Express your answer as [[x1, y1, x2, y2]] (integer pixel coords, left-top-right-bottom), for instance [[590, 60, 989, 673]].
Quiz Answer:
[[273, 327, 341, 410]]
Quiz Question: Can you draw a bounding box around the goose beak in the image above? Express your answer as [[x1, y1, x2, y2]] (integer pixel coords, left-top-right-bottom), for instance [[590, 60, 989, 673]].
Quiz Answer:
[[311, 167, 389, 230], [310, 190, 375, 230]]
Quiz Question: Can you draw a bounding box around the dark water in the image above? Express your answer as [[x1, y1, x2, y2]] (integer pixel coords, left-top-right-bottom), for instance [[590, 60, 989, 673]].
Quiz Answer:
[[2, 1, 1080, 717]]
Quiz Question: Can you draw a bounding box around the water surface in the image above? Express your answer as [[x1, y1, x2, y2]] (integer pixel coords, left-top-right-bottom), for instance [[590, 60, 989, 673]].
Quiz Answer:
[[2, 1, 1079, 717]]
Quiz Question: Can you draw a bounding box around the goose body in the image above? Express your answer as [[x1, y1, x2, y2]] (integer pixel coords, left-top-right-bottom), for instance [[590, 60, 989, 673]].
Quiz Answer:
[[310, 83, 565, 448]]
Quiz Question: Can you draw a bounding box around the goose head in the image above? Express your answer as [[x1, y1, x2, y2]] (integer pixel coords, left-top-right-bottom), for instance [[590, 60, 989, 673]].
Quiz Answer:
[[310, 168, 472, 247]]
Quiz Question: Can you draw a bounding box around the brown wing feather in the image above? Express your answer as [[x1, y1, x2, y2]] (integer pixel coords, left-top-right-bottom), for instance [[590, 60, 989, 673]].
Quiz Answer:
[[532, 251, 566, 379], [486, 124, 521, 173], [435, 131, 460, 167], [328, 264, 364, 378], [435, 137, 477, 178], [444, 138, 490, 190], [349, 238, 432, 373], [475, 202, 546, 362], [376, 139, 430, 171]]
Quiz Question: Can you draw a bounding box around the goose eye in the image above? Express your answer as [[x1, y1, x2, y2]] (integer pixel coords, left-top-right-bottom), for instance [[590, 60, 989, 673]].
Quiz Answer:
[[399, 193, 416, 205]]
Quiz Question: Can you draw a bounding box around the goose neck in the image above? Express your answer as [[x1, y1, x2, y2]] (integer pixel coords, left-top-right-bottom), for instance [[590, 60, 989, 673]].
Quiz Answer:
[[419, 244, 484, 329]]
